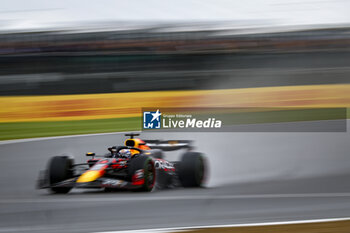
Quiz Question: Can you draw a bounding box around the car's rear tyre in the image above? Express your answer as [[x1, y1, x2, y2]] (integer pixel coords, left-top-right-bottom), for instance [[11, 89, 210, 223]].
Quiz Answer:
[[178, 152, 206, 187], [48, 156, 74, 194], [128, 156, 155, 192]]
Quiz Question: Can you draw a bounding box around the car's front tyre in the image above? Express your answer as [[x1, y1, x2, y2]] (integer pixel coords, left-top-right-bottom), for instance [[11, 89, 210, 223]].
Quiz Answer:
[[48, 156, 74, 194], [128, 156, 155, 192]]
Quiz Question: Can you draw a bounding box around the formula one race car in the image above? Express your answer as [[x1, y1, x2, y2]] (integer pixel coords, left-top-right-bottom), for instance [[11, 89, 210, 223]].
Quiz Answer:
[[37, 133, 206, 193]]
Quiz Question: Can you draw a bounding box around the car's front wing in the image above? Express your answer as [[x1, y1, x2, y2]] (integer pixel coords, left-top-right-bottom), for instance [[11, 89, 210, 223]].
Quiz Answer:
[[38, 175, 144, 190]]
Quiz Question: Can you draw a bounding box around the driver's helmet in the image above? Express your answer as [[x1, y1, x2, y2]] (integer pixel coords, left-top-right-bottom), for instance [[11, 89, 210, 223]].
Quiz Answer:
[[118, 149, 132, 159]]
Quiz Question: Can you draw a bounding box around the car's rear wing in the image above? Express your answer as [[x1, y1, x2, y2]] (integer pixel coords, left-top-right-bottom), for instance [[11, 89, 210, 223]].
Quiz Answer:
[[144, 140, 193, 151]]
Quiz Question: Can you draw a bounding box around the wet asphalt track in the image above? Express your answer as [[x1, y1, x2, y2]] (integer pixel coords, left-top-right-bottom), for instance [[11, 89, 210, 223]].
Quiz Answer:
[[1, 123, 350, 233]]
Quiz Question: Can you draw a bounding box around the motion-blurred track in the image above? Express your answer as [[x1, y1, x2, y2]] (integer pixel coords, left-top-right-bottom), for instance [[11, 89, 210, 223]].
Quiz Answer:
[[0, 125, 350, 233]]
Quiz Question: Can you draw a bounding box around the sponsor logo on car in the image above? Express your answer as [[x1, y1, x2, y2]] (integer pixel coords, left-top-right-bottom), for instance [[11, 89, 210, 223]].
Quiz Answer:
[[101, 179, 127, 187]]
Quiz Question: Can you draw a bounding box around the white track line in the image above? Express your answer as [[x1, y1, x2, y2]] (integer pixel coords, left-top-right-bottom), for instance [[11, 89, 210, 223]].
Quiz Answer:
[[3, 192, 350, 204], [92, 217, 350, 233], [0, 131, 140, 145], [1, 118, 348, 145]]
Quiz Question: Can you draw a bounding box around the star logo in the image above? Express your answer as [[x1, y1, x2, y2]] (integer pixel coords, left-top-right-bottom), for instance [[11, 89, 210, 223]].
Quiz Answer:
[[150, 109, 161, 122]]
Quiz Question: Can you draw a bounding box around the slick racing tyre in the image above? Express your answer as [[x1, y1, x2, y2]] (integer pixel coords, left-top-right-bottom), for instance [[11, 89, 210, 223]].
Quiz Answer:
[[48, 156, 74, 194], [178, 152, 206, 187], [128, 156, 155, 192]]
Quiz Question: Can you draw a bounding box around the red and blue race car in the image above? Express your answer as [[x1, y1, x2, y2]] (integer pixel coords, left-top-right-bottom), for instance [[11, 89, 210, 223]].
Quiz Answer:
[[37, 133, 207, 193]]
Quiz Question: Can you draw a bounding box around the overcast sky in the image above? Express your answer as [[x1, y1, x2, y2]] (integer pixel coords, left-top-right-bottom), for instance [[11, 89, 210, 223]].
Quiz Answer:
[[0, 0, 349, 30]]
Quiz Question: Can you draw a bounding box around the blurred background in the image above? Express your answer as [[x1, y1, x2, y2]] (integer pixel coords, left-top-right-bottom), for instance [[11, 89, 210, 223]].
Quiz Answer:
[[1, 0, 350, 139], [1, 2, 350, 95], [1, 1, 350, 233]]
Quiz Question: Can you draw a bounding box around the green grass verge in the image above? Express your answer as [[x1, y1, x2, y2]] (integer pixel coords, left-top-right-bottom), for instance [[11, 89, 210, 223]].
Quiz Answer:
[[212, 108, 348, 125], [0, 108, 347, 141], [0, 117, 140, 141]]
